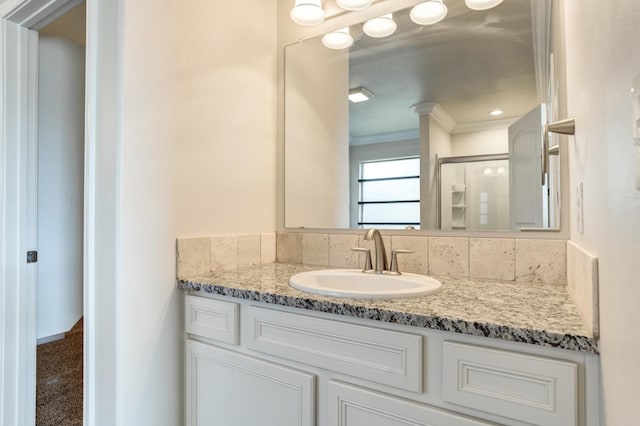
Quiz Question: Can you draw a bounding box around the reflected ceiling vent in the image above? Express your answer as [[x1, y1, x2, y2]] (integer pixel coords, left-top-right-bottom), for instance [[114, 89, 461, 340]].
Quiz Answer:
[[349, 87, 374, 103]]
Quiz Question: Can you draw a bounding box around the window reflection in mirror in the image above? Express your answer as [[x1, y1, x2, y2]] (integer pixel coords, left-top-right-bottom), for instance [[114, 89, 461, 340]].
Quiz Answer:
[[358, 157, 421, 229]]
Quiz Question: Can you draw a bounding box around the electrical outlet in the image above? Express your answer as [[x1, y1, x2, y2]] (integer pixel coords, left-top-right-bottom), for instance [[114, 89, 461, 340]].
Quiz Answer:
[[636, 147, 640, 190], [576, 183, 584, 234]]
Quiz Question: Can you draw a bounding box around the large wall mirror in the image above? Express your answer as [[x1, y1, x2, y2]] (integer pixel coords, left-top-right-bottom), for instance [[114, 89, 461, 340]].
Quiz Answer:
[[285, 0, 559, 231]]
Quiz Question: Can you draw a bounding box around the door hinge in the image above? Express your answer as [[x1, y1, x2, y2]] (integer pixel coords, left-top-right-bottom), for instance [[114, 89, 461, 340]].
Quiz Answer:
[[27, 251, 38, 263]]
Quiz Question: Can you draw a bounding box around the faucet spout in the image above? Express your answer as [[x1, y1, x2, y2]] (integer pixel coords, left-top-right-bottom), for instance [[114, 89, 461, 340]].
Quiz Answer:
[[364, 228, 388, 273]]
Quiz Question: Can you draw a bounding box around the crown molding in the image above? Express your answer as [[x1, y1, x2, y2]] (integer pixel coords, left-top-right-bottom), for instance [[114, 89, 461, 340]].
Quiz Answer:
[[452, 117, 518, 134], [411, 102, 456, 133], [350, 128, 419, 146], [430, 104, 456, 133]]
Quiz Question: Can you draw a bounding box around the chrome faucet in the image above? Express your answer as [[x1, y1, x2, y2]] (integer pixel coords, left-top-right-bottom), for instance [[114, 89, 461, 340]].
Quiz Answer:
[[364, 228, 388, 273]]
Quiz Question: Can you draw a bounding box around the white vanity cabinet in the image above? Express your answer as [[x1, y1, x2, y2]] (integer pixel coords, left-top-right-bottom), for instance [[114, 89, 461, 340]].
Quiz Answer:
[[328, 381, 491, 426], [185, 340, 315, 426], [185, 294, 600, 426]]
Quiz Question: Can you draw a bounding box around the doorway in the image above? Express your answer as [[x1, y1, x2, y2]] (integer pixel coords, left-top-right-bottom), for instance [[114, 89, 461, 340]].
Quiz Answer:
[[34, 3, 86, 424], [0, 0, 120, 424]]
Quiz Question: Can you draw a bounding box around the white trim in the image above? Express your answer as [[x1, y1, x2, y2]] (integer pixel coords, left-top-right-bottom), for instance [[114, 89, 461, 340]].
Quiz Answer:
[[451, 117, 518, 134], [5, 0, 81, 28], [531, 0, 552, 103], [411, 101, 437, 116], [83, 0, 120, 424], [0, 20, 5, 423], [349, 128, 419, 146], [430, 104, 456, 133], [37, 332, 65, 345], [22, 27, 38, 424], [0, 0, 23, 17], [411, 102, 456, 133], [0, 19, 38, 425]]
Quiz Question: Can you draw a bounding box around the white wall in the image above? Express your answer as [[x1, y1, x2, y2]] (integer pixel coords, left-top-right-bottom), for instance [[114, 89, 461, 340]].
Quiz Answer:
[[561, 1, 640, 423], [172, 3, 278, 236], [36, 36, 84, 340], [115, 0, 277, 424], [451, 127, 508, 157], [284, 37, 349, 228]]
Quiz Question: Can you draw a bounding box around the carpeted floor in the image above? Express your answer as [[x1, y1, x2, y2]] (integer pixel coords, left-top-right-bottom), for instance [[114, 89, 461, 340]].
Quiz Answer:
[[36, 318, 83, 426]]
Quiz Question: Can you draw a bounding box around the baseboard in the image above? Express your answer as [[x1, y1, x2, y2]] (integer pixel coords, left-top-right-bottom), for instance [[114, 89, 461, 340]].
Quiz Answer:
[[37, 333, 65, 345]]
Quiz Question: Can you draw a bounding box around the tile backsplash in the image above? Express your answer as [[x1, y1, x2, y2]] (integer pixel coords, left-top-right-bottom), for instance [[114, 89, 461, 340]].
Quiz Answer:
[[177, 232, 576, 286], [567, 241, 599, 335], [275, 232, 568, 285], [176, 233, 276, 278]]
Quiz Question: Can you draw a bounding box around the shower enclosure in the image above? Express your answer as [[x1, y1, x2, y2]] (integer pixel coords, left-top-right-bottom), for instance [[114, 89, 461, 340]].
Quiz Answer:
[[438, 154, 510, 231]]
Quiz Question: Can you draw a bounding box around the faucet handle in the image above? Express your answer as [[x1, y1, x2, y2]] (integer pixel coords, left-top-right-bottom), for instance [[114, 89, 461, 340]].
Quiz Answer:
[[351, 247, 373, 272], [389, 249, 414, 275]]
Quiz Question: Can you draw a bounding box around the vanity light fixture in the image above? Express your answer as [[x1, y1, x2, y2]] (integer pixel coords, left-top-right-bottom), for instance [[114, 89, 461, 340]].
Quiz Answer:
[[363, 13, 397, 38], [322, 27, 354, 49], [336, 0, 374, 11], [290, 0, 326, 26], [410, 0, 448, 26], [489, 109, 504, 116], [465, 0, 504, 11], [349, 87, 374, 103]]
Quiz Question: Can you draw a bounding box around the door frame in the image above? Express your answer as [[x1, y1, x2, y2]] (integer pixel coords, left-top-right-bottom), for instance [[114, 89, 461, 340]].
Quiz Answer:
[[0, 0, 120, 424]]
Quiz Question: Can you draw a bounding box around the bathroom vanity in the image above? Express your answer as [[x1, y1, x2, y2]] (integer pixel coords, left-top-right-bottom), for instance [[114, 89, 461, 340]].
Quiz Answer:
[[179, 263, 599, 426]]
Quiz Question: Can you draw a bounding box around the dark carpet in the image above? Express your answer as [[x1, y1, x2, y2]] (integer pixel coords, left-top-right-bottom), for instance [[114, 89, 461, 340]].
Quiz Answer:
[[36, 318, 83, 426]]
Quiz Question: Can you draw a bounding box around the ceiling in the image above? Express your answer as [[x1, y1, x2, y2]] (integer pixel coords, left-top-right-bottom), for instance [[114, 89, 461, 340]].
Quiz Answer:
[[39, 1, 86, 47], [347, 0, 538, 137], [40, 0, 536, 139]]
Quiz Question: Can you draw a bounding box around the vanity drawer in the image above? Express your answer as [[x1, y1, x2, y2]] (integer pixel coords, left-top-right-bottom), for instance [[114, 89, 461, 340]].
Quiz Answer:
[[442, 342, 578, 426], [246, 306, 423, 392], [185, 295, 239, 345]]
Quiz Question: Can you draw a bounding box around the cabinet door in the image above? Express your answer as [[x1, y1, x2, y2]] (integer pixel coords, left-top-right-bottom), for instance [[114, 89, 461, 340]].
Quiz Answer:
[[328, 381, 491, 426], [186, 340, 315, 426]]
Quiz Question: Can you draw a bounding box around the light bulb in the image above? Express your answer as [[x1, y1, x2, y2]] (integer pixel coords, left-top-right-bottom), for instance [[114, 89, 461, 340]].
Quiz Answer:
[[290, 0, 325, 26], [465, 0, 504, 11], [410, 0, 448, 26], [336, 0, 373, 10], [363, 13, 397, 38], [322, 27, 354, 49]]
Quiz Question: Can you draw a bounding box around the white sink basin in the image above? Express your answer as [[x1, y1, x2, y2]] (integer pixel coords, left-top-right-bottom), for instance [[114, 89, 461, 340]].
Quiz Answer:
[[289, 269, 442, 299]]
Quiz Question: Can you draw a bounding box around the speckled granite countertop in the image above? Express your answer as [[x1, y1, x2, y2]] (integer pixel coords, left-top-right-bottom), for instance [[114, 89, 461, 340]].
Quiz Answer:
[[178, 263, 598, 354]]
